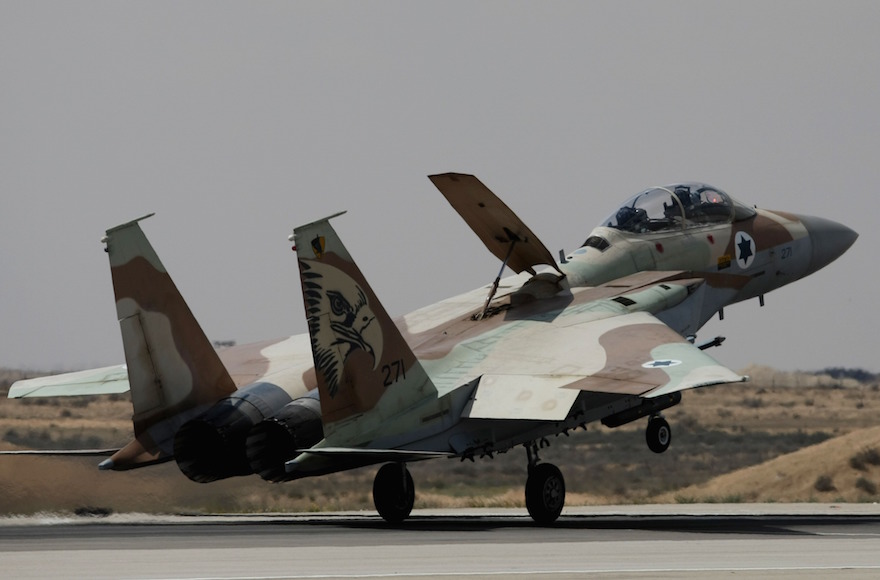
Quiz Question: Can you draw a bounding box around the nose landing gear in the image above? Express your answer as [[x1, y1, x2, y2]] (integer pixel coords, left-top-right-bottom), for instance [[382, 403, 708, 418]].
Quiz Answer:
[[646, 415, 671, 454]]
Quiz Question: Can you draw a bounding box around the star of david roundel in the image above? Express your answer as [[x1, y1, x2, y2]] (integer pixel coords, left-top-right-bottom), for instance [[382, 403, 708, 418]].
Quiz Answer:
[[735, 231, 756, 269], [642, 359, 683, 369]]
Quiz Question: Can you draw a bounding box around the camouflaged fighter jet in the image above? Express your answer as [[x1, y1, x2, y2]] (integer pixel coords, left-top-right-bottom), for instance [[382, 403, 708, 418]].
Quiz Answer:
[[6, 174, 857, 524]]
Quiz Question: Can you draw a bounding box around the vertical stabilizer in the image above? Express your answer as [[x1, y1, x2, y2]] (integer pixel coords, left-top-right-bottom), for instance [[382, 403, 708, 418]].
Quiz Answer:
[[101, 215, 236, 468], [293, 213, 437, 444]]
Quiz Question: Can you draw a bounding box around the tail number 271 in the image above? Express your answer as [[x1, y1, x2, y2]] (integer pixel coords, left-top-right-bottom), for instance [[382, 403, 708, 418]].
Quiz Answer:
[[382, 359, 406, 387]]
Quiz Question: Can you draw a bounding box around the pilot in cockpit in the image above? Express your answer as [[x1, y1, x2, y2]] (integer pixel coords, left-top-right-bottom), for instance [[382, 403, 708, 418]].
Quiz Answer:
[[674, 185, 699, 216], [614, 205, 648, 231]]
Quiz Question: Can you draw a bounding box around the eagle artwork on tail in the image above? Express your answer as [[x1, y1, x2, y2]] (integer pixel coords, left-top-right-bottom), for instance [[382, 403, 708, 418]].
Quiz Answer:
[[300, 259, 384, 398]]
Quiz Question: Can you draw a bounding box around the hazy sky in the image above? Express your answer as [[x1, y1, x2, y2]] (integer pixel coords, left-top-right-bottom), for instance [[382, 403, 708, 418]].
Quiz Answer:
[[2, 2, 878, 373]]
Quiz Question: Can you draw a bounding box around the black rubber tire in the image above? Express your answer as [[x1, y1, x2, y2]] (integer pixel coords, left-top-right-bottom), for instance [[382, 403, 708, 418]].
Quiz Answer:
[[646, 416, 672, 454], [525, 463, 565, 525], [372, 463, 415, 523]]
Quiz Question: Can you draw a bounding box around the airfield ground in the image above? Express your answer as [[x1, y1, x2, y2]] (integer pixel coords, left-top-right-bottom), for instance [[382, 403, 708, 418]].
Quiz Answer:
[[2, 365, 879, 515]]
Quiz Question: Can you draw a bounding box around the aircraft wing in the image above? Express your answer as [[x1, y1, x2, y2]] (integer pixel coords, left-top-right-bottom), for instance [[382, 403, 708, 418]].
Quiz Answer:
[[451, 285, 746, 421], [8, 365, 130, 398]]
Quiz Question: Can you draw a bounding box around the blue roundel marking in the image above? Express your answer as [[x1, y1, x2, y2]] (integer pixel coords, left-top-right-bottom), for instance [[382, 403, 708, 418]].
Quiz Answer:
[[735, 231, 755, 269], [642, 359, 683, 369]]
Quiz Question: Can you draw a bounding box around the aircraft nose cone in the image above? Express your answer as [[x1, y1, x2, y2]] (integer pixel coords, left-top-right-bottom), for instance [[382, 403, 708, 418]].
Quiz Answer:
[[797, 214, 858, 275]]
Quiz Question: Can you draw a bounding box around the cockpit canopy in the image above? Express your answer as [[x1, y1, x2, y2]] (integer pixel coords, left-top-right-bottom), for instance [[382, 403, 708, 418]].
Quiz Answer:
[[600, 183, 757, 234]]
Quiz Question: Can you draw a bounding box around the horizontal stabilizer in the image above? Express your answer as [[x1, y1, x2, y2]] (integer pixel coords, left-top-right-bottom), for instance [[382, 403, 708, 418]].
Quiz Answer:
[[429, 173, 562, 275], [8, 365, 130, 398], [294, 447, 453, 461], [0, 448, 117, 456]]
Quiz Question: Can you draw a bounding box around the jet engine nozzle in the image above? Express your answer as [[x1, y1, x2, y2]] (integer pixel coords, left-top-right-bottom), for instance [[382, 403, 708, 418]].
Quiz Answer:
[[173, 382, 293, 483], [246, 396, 324, 482]]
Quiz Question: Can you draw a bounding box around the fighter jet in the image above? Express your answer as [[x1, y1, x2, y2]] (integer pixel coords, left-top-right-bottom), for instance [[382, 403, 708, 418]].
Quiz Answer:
[[5, 174, 857, 524]]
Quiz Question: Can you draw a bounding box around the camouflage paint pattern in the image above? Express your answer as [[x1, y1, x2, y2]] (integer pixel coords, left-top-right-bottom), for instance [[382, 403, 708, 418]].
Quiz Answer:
[[286, 217, 747, 475], [294, 214, 438, 444], [287, 176, 854, 472], [7, 175, 857, 489], [99, 217, 314, 470]]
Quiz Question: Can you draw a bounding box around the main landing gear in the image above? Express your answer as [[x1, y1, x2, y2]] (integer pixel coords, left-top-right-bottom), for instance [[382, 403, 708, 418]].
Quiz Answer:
[[524, 440, 566, 525], [371, 446, 568, 526], [526, 463, 565, 524], [372, 462, 414, 524], [371, 417, 672, 525]]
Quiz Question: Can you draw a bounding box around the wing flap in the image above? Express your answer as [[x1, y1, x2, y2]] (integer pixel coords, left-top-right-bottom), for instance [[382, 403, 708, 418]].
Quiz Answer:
[[464, 374, 582, 420]]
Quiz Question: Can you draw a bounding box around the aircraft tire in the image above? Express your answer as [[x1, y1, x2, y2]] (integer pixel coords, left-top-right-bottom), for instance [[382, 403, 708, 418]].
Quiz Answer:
[[525, 463, 565, 525], [372, 463, 415, 523], [646, 416, 671, 454]]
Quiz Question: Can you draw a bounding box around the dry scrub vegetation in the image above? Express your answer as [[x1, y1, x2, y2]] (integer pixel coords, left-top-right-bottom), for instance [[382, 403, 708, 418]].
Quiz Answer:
[[2, 365, 879, 515]]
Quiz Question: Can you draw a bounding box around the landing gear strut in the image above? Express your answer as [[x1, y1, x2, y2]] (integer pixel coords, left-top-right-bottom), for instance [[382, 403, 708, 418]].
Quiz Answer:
[[372, 463, 414, 523], [646, 415, 671, 454], [523, 441, 565, 524]]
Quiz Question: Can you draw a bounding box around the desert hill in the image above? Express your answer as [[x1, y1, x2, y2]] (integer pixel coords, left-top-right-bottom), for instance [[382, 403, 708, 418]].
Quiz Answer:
[[660, 425, 880, 503]]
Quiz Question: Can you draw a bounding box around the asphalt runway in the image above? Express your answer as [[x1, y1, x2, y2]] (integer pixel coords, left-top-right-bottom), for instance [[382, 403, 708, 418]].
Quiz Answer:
[[3, 506, 880, 579]]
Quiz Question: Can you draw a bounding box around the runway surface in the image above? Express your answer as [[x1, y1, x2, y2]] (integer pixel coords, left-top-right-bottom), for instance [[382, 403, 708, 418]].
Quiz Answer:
[[3, 505, 880, 579]]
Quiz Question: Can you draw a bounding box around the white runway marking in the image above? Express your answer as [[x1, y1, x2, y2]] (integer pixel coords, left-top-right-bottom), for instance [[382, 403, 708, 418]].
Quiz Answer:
[[139, 567, 880, 580]]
